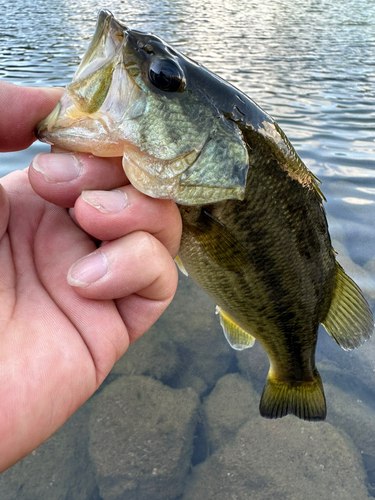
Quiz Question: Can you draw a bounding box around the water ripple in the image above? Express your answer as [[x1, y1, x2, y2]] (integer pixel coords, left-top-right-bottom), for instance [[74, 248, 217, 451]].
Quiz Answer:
[[0, 0, 374, 272]]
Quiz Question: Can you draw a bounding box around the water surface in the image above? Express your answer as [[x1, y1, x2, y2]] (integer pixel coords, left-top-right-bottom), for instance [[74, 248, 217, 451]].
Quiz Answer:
[[1, 0, 375, 498]]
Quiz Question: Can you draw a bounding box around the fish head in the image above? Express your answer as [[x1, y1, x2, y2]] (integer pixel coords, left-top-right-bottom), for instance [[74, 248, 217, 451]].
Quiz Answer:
[[36, 9, 250, 204]]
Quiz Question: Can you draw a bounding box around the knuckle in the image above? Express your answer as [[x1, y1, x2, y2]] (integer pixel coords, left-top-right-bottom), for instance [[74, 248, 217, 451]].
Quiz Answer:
[[136, 231, 161, 261]]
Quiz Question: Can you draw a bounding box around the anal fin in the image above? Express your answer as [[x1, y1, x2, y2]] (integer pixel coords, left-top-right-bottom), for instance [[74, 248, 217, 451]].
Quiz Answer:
[[322, 261, 374, 350], [259, 370, 326, 421], [216, 306, 255, 350]]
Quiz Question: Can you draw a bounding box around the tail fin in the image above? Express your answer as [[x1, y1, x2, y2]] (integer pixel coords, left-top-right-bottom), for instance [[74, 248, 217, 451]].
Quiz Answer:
[[259, 372, 326, 421]]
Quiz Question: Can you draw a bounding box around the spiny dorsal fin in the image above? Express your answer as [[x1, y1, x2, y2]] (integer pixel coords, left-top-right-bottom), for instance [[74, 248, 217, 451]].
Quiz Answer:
[[322, 261, 374, 351], [216, 306, 255, 350], [259, 370, 326, 421], [174, 255, 188, 276]]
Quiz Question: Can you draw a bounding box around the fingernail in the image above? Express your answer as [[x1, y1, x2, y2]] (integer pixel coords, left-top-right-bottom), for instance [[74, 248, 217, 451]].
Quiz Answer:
[[81, 190, 128, 214], [33, 153, 82, 182], [67, 251, 108, 287]]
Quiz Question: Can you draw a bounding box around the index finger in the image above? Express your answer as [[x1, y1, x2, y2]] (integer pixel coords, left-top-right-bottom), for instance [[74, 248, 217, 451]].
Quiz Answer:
[[29, 152, 128, 208], [0, 81, 63, 152]]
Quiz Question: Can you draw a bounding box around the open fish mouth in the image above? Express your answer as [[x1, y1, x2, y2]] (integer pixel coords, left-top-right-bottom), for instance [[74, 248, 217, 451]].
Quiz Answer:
[[36, 10, 147, 156]]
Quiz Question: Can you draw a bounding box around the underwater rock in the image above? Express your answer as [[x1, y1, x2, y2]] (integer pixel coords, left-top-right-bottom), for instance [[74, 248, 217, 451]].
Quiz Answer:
[[364, 257, 375, 277], [324, 381, 375, 456], [0, 403, 97, 500], [182, 417, 369, 500], [316, 330, 375, 411], [323, 379, 375, 493], [111, 325, 180, 382], [89, 375, 199, 500], [202, 373, 259, 452], [157, 277, 234, 394]]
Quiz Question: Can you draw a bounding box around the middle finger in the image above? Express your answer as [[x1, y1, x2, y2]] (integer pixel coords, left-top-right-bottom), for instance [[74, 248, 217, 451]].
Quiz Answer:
[[73, 184, 182, 258]]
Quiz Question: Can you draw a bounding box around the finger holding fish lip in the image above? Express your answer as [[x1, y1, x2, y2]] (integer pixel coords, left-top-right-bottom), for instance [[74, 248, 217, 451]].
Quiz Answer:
[[73, 184, 182, 258], [0, 82, 63, 152], [29, 151, 127, 208]]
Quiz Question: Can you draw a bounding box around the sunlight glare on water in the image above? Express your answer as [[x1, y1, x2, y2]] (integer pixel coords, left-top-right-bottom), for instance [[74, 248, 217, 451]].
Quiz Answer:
[[0, 0, 375, 498]]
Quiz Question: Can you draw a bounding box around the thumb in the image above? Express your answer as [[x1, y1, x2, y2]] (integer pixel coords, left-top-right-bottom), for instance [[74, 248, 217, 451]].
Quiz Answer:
[[0, 185, 10, 240], [0, 81, 63, 152]]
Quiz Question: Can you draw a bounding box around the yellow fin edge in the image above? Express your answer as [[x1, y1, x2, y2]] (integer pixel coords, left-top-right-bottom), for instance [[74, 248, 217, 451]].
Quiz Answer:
[[259, 371, 326, 421], [216, 306, 255, 350], [322, 261, 374, 350], [174, 255, 188, 276]]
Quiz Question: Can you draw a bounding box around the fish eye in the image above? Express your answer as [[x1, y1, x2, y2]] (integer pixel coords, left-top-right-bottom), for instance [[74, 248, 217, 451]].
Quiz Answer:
[[148, 58, 184, 93]]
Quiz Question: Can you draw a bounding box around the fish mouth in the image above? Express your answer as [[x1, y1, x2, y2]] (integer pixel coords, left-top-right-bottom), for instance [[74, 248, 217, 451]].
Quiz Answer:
[[73, 9, 128, 83], [35, 9, 204, 179], [36, 9, 145, 154]]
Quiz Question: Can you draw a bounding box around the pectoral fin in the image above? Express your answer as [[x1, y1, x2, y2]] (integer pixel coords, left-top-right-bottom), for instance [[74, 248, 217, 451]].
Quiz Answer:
[[322, 262, 374, 350], [216, 306, 255, 350], [184, 209, 249, 273]]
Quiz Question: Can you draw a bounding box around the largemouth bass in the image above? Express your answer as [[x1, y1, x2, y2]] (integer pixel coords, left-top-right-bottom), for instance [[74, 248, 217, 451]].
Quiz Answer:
[[36, 10, 373, 421]]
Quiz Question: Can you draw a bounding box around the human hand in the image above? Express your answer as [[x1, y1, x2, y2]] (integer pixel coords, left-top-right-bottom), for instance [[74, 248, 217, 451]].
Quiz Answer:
[[0, 82, 181, 471]]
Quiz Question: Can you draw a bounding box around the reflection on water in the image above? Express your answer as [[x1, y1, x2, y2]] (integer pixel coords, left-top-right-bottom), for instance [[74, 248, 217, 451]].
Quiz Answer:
[[1, 0, 375, 498]]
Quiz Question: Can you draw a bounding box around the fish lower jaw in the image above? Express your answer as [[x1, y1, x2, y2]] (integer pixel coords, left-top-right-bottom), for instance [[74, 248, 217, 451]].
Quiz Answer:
[[38, 128, 130, 157], [123, 159, 246, 205], [123, 152, 181, 201], [36, 101, 62, 135]]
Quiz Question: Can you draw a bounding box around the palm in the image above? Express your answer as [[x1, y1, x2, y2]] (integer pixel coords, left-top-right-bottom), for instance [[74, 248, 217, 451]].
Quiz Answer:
[[0, 171, 126, 459]]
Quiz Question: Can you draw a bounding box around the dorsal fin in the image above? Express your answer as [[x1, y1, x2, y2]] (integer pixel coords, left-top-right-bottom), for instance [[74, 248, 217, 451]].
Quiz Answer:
[[216, 306, 255, 350], [322, 261, 374, 350]]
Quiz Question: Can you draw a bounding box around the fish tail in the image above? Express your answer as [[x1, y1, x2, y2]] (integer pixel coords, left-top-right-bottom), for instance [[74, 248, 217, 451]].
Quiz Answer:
[[259, 371, 326, 421]]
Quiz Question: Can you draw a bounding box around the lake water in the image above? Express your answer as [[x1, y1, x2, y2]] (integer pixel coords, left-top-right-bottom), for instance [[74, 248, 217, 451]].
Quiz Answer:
[[1, 0, 375, 498]]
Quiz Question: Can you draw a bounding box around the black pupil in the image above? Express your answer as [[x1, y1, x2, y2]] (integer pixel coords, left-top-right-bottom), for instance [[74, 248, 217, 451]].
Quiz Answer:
[[149, 59, 183, 92]]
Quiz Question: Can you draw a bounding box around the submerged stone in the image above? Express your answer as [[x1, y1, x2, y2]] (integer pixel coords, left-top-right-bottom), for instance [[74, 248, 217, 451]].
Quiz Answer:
[[183, 417, 369, 500], [111, 325, 180, 382], [0, 404, 96, 500], [89, 375, 199, 500], [202, 373, 259, 452]]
